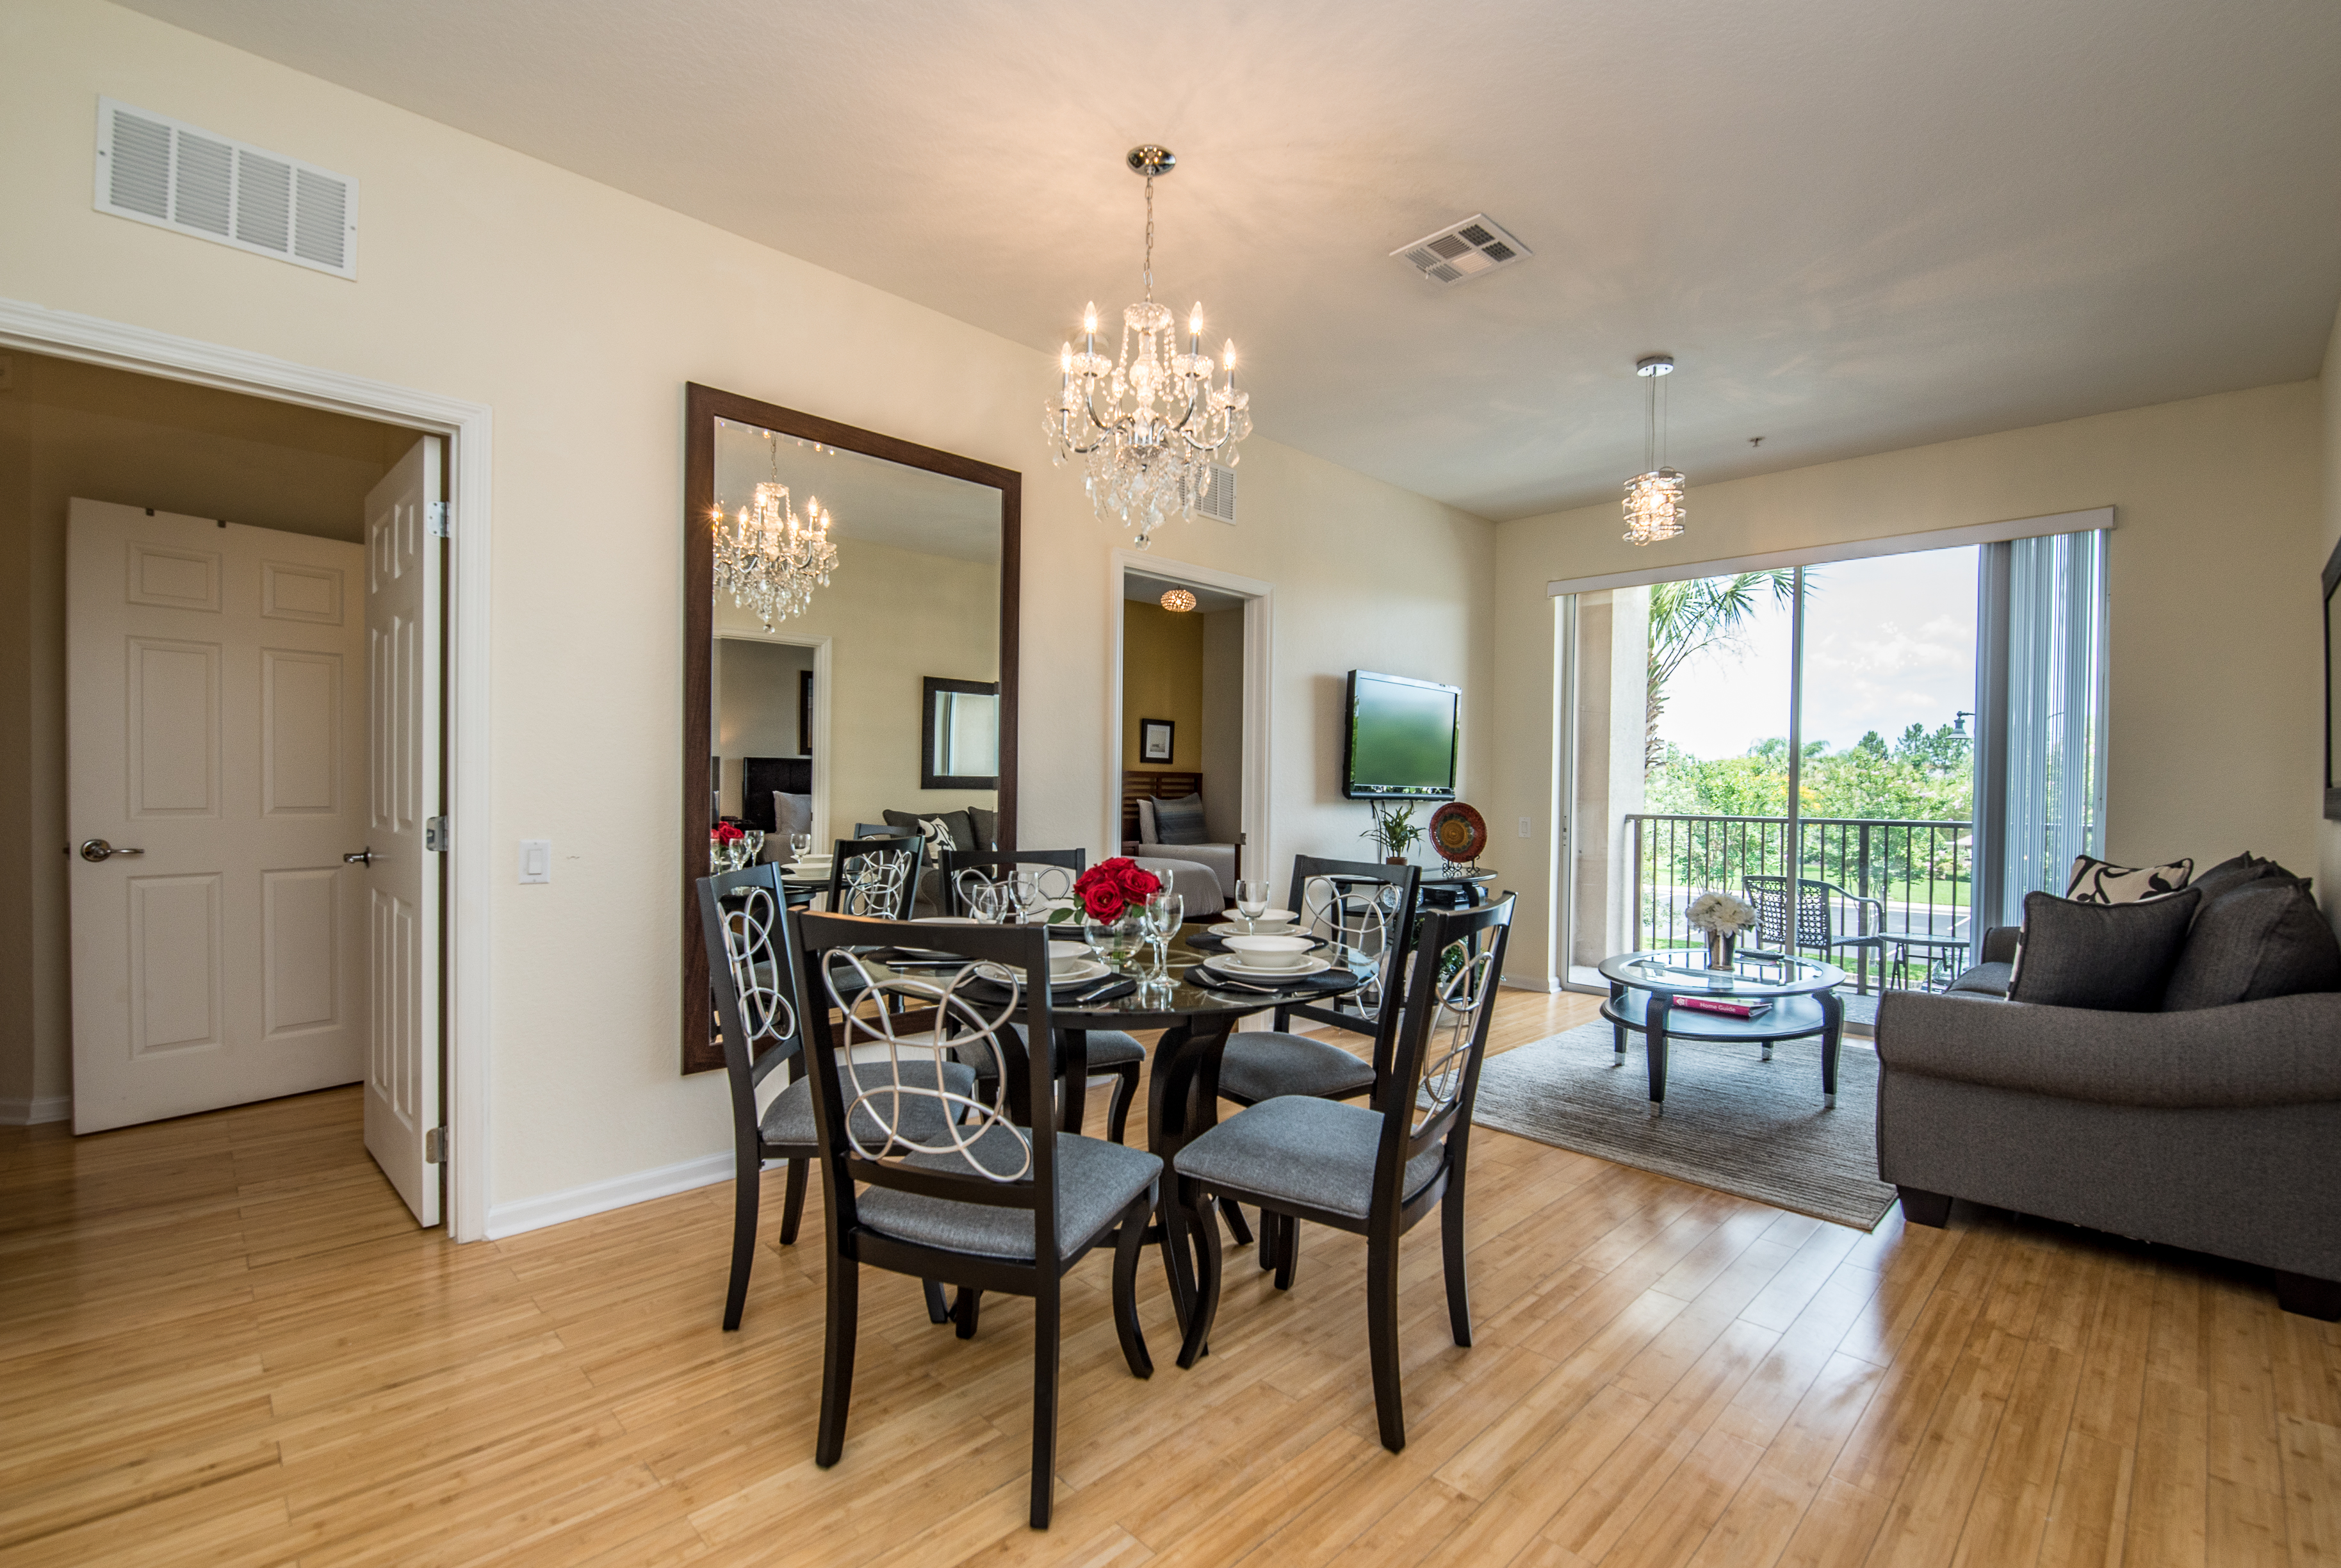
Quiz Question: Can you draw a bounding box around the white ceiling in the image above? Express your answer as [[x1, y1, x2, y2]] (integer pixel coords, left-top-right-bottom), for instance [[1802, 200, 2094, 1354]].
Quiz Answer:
[[126, 0, 2341, 521], [1125, 571, 1247, 615], [715, 418, 999, 562]]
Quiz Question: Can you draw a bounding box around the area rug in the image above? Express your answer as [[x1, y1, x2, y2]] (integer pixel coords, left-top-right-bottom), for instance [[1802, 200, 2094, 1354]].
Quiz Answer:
[[1468, 1021, 1895, 1230]]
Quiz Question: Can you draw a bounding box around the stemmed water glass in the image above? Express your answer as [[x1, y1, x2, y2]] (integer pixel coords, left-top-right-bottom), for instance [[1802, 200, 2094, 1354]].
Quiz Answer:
[[788, 832, 812, 863], [1142, 890, 1184, 976], [1234, 879, 1271, 932]]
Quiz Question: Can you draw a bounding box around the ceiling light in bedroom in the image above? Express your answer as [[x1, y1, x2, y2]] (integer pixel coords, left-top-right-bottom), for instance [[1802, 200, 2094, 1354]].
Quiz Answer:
[[1159, 587, 1197, 612], [1046, 145, 1252, 550], [712, 430, 838, 628], [1623, 355, 1686, 546]]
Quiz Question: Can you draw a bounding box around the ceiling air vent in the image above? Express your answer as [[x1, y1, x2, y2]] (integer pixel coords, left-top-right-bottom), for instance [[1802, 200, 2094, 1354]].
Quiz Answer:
[[1391, 214, 1530, 286], [1196, 462, 1237, 525], [94, 98, 357, 279]]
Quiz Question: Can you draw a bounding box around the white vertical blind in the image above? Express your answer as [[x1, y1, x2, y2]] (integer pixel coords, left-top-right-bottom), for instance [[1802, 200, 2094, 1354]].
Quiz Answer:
[[1995, 529, 2109, 919]]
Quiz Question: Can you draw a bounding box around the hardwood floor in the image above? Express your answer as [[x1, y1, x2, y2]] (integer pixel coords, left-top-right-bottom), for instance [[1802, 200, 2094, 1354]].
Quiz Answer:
[[4, 988, 2337, 1565]]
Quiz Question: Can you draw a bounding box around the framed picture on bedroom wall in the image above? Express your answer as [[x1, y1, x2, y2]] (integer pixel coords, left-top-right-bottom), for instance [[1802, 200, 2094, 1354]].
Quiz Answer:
[[1140, 717, 1175, 764]]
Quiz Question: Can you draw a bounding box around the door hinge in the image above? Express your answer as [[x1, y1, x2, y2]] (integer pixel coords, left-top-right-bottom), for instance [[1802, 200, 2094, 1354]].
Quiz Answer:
[[427, 501, 450, 539], [425, 816, 449, 852], [424, 1127, 447, 1163]]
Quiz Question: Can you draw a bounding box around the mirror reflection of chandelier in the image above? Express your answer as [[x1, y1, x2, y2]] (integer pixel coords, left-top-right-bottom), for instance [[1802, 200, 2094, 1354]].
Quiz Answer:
[[712, 432, 838, 628], [1045, 145, 1252, 550]]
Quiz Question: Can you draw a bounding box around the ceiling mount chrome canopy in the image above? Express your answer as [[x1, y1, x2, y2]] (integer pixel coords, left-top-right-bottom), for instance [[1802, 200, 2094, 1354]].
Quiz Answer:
[[1045, 146, 1252, 550]]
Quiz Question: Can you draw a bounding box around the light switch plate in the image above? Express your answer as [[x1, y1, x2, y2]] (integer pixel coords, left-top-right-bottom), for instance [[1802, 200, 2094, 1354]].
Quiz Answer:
[[1517, 817, 1533, 838], [518, 839, 551, 883]]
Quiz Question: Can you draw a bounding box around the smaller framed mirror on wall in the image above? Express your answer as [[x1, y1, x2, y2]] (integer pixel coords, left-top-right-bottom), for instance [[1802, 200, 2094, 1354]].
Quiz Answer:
[[682, 384, 1020, 1073]]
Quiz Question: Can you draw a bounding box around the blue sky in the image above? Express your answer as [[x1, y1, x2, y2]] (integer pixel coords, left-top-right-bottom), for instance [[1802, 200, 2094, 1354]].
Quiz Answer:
[[1653, 545, 1979, 760]]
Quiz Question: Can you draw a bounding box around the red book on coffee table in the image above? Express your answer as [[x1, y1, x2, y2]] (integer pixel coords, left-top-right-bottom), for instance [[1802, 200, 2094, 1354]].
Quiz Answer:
[[1672, 995, 1773, 1020]]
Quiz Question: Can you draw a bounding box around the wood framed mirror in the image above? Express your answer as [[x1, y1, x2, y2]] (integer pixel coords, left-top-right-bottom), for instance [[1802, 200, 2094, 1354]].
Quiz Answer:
[[683, 383, 1020, 1073]]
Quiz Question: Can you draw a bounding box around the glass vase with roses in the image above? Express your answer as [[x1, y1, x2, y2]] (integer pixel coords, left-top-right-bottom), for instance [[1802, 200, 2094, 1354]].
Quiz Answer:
[[1066, 857, 1159, 970]]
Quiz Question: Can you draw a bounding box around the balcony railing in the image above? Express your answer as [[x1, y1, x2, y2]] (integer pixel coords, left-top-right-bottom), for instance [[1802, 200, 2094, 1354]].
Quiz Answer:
[[1626, 813, 1974, 992]]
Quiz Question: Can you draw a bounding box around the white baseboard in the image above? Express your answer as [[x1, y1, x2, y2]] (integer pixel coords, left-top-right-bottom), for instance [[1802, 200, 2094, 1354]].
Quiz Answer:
[[0, 1095, 72, 1126], [484, 1150, 733, 1240], [1499, 974, 1561, 993]]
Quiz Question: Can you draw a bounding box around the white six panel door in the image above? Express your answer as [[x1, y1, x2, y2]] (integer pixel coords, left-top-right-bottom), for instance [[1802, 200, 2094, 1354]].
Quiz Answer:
[[362, 438, 443, 1226], [68, 501, 368, 1132]]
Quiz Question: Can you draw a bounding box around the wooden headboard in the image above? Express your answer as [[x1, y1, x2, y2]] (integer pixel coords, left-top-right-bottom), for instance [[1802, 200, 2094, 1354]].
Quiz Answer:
[[1122, 770, 1203, 849]]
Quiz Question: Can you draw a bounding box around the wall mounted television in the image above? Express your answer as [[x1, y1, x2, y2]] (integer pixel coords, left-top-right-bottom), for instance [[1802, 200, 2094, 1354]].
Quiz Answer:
[[1342, 670, 1461, 801]]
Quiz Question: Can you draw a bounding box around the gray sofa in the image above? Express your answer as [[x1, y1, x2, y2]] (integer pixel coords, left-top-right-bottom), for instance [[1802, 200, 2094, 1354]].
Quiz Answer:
[[1877, 919, 2341, 1319]]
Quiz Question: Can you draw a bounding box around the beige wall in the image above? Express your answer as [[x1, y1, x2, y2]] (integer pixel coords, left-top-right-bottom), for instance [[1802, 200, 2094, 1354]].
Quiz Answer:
[[0, 349, 411, 1116], [1199, 608, 1245, 844], [1122, 600, 1205, 771], [1492, 380, 2327, 985], [0, 2, 1492, 1209]]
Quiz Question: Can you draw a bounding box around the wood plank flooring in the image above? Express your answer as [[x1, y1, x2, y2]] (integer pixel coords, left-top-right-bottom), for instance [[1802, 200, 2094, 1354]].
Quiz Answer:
[[4, 988, 2337, 1565]]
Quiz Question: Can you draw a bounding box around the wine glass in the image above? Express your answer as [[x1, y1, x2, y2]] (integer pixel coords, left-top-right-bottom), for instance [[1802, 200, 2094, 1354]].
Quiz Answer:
[[1009, 869, 1047, 925], [1145, 891, 1184, 974], [788, 832, 812, 863], [956, 870, 1002, 923], [1235, 878, 1271, 932], [741, 829, 765, 865]]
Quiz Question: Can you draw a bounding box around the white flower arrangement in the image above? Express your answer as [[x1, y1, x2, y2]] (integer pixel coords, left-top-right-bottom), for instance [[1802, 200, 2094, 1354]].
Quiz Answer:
[[1686, 892, 1757, 936]]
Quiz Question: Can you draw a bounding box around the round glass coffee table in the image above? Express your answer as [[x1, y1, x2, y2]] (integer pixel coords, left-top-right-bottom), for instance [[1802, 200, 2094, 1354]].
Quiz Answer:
[[1596, 949, 1848, 1111]]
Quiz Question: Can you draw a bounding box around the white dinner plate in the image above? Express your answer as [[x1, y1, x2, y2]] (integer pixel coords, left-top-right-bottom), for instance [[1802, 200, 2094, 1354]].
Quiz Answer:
[[1202, 953, 1334, 981], [974, 956, 1112, 988]]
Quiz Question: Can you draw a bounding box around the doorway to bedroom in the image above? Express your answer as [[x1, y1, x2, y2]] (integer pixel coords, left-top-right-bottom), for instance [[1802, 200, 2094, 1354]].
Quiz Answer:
[[1113, 559, 1270, 912]]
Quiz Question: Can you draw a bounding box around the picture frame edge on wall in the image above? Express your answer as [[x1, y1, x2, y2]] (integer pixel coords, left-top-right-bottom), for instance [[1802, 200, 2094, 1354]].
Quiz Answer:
[[1140, 716, 1175, 764]]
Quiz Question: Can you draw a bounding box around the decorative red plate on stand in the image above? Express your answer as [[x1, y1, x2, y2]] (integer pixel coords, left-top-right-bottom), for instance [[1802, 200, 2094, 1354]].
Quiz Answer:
[[1429, 802, 1488, 864]]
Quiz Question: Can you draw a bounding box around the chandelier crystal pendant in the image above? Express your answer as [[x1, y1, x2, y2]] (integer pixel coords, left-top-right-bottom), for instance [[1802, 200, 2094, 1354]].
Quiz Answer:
[[1045, 145, 1252, 550], [712, 432, 839, 629], [1622, 354, 1686, 546]]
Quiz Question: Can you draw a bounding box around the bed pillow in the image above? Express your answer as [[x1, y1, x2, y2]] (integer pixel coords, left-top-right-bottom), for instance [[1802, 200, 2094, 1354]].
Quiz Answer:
[[2065, 854, 2192, 905], [2162, 881, 2341, 1011], [1152, 793, 1211, 845], [2008, 888, 2199, 1011], [771, 791, 813, 844]]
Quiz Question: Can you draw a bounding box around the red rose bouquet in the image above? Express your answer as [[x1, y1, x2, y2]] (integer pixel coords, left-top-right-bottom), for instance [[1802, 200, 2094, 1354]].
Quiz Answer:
[[712, 822, 746, 845], [1072, 857, 1161, 921]]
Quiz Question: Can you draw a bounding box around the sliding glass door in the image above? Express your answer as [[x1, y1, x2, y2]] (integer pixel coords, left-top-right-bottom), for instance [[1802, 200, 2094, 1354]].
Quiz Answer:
[[1562, 525, 2107, 999]]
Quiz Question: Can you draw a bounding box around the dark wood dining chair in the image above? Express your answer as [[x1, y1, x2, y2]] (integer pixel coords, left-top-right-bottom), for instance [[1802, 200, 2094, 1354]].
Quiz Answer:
[[937, 847, 1145, 1145], [1213, 857, 1424, 1270], [1171, 895, 1515, 1453], [792, 913, 1161, 1530], [822, 833, 923, 919], [696, 865, 972, 1330]]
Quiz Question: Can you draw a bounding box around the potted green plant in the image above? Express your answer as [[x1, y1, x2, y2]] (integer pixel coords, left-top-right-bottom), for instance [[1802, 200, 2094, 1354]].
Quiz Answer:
[[1362, 803, 1423, 865]]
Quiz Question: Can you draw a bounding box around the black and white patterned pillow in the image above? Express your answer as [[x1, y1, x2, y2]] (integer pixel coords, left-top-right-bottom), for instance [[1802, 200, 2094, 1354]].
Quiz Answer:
[[917, 815, 959, 860], [2064, 854, 2192, 905]]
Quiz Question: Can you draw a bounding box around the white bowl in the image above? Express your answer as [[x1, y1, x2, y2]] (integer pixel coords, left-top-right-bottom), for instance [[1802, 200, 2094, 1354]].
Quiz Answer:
[[1227, 908, 1297, 934], [1223, 934, 1313, 970]]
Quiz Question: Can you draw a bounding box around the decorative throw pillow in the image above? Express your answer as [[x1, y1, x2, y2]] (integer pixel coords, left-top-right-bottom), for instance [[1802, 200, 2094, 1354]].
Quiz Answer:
[[2161, 881, 2341, 1011], [772, 791, 812, 844], [967, 806, 998, 853], [1152, 793, 1211, 845], [2008, 888, 2200, 1011], [2065, 854, 2192, 905]]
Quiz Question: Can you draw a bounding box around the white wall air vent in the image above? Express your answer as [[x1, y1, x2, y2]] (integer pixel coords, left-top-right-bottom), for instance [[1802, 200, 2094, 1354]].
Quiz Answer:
[[1196, 462, 1237, 524], [1391, 215, 1530, 286], [94, 98, 357, 279]]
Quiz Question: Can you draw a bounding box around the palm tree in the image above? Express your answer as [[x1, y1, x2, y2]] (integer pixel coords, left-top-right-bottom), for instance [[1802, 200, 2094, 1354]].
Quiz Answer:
[[1646, 569, 1802, 769]]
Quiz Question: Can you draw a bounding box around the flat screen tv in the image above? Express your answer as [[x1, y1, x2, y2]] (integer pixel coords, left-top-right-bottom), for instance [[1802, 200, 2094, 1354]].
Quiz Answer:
[[1342, 670, 1460, 801]]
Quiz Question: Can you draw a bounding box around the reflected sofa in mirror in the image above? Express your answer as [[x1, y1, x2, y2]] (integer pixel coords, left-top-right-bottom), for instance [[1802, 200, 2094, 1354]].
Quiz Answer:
[[683, 383, 1020, 1073]]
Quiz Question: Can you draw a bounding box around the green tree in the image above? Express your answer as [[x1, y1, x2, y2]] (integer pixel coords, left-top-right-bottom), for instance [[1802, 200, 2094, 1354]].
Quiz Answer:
[[1644, 570, 1801, 768]]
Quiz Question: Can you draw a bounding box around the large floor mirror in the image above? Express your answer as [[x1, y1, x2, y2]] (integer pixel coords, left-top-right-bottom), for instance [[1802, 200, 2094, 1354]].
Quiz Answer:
[[682, 384, 1020, 1072]]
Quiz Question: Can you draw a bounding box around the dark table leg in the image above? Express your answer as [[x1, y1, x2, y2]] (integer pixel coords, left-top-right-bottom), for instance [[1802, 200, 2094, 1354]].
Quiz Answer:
[[1057, 1029, 1089, 1136], [1610, 982, 1628, 1061], [1141, 1015, 1242, 1334], [1647, 993, 1670, 1111], [1819, 990, 1843, 1109]]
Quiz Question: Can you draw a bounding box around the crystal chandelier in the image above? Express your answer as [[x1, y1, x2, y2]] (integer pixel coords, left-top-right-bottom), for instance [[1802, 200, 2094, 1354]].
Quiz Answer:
[[712, 433, 838, 629], [1622, 355, 1686, 546], [1045, 146, 1252, 549]]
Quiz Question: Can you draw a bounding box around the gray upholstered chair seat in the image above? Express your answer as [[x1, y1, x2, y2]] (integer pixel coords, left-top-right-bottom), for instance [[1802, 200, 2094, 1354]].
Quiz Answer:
[[1174, 1095, 1442, 1222], [1946, 961, 2012, 997], [758, 1058, 978, 1150], [1218, 1031, 1376, 1103], [857, 1127, 1162, 1260]]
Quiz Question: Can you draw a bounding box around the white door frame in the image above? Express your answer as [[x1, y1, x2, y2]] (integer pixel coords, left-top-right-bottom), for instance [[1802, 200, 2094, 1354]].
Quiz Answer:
[[712, 628, 832, 846], [1104, 548, 1272, 885], [0, 297, 494, 1243]]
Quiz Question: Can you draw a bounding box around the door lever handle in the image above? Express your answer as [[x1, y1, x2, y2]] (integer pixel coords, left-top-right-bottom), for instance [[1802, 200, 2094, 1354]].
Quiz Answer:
[[79, 838, 145, 862], [344, 848, 374, 866]]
